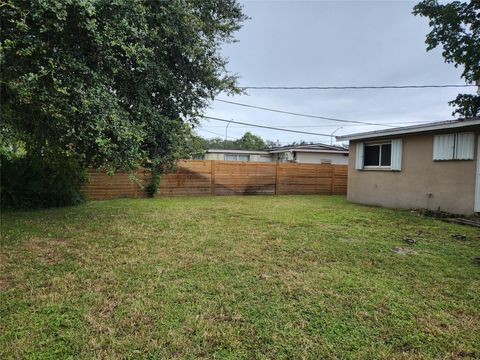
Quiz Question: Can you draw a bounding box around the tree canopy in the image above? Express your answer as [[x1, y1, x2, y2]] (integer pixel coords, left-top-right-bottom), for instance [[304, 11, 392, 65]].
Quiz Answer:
[[413, 0, 480, 117], [198, 132, 267, 150], [1, 0, 247, 171]]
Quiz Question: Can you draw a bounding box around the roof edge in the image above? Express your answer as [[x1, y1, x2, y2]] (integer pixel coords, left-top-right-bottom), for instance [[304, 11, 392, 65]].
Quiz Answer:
[[206, 149, 270, 154], [268, 149, 348, 154], [336, 117, 480, 141]]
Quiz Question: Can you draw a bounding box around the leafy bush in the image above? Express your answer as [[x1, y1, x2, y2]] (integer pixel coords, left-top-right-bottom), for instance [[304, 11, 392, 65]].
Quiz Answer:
[[1, 155, 87, 209], [146, 170, 161, 198]]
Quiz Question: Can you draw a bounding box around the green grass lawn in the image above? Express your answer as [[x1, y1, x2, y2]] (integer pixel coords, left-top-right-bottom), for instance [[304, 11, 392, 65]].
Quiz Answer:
[[1, 196, 479, 359]]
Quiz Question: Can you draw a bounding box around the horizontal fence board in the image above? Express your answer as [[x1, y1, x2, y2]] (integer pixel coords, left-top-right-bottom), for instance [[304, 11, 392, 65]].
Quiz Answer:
[[277, 178, 333, 186], [82, 160, 347, 199]]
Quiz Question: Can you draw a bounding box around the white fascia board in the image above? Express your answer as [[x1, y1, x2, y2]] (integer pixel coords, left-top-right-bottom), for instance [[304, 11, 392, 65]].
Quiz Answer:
[[336, 119, 480, 142], [268, 149, 348, 154], [206, 149, 271, 155]]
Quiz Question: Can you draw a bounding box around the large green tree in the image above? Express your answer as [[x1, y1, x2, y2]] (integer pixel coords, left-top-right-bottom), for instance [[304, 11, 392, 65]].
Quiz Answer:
[[413, 0, 480, 117], [1, 0, 247, 171]]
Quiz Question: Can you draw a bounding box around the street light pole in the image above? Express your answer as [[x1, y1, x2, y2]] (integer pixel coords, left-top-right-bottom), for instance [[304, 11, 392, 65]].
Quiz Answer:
[[330, 127, 343, 145], [225, 120, 232, 147]]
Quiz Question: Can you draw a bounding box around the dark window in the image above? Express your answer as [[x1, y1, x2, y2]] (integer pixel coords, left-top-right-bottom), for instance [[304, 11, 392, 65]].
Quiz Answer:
[[364, 143, 391, 167], [364, 145, 380, 166], [380, 144, 391, 166]]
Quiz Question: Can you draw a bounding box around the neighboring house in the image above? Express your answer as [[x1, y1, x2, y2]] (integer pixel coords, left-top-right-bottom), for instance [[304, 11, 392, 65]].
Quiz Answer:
[[201, 144, 349, 164], [268, 144, 349, 165], [336, 117, 480, 215], [203, 149, 273, 162]]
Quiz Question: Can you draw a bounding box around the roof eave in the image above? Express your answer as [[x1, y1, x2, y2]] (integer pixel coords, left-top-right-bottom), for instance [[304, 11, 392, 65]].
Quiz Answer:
[[268, 149, 348, 154], [206, 149, 271, 155], [336, 118, 480, 141]]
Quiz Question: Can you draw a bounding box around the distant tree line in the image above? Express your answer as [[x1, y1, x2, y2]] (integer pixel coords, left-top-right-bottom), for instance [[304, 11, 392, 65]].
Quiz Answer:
[[195, 132, 323, 151], [197, 132, 267, 150]]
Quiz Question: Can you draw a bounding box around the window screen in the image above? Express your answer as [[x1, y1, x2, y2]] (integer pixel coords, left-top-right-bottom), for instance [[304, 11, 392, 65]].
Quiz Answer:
[[225, 154, 249, 161], [364, 145, 380, 166], [380, 144, 392, 166]]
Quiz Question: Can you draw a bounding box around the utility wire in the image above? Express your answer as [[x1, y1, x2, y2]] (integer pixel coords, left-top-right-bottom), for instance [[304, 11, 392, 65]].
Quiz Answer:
[[216, 99, 398, 127], [202, 122, 430, 128], [201, 116, 332, 137], [196, 127, 238, 140], [240, 84, 477, 90]]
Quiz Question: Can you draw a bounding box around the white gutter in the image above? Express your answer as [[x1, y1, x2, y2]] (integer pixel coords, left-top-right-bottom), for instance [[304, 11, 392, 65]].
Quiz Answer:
[[207, 148, 348, 155], [206, 149, 270, 155], [336, 118, 480, 141], [268, 149, 348, 154]]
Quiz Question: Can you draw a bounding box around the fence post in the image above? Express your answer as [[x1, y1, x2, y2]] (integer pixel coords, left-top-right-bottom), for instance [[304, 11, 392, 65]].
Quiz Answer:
[[274, 162, 279, 195], [132, 175, 137, 198], [331, 165, 335, 195], [210, 160, 215, 195]]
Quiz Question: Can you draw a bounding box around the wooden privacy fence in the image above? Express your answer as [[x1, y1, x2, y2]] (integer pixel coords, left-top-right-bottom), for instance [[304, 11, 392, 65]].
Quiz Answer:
[[83, 160, 348, 200]]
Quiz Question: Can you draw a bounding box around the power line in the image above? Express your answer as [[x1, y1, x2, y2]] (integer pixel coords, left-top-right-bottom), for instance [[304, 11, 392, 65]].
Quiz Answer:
[[196, 127, 240, 140], [240, 84, 477, 90], [216, 99, 399, 127], [201, 122, 430, 128], [196, 127, 228, 138], [201, 116, 332, 137]]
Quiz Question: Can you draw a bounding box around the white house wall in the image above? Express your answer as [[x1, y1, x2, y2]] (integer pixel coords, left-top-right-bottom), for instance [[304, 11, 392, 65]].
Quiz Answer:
[[204, 153, 273, 162], [204, 151, 348, 164], [295, 152, 349, 165], [204, 153, 225, 161]]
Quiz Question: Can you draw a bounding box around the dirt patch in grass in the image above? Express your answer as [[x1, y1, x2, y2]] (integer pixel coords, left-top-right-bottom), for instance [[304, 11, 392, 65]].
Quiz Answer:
[[392, 247, 417, 255]]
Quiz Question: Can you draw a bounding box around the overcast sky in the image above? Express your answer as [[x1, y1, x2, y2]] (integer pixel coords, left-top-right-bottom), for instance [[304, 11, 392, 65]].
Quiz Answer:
[[197, 0, 476, 145]]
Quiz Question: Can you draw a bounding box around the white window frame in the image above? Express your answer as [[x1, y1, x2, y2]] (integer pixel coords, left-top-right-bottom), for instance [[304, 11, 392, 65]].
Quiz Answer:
[[363, 141, 392, 170], [356, 139, 402, 171]]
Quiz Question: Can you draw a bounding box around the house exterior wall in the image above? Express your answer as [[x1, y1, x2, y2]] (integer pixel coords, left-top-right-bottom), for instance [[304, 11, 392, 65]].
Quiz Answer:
[[250, 154, 272, 162], [204, 153, 273, 162], [204, 151, 348, 163], [347, 126, 480, 215], [295, 152, 349, 165], [205, 153, 224, 161]]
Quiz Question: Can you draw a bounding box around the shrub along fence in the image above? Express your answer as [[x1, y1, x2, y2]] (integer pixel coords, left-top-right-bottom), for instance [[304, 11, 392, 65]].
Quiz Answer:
[[83, 160, 348, 200]]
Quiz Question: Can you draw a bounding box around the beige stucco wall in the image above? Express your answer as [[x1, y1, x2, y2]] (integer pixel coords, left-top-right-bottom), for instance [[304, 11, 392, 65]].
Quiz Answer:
[[347, 126, 479, 215]]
